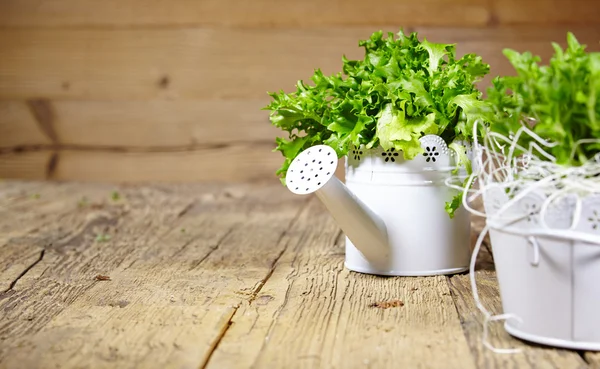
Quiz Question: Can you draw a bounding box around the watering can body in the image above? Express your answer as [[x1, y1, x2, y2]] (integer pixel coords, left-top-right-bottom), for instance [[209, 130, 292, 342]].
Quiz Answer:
[[285, 135, 471, 276]]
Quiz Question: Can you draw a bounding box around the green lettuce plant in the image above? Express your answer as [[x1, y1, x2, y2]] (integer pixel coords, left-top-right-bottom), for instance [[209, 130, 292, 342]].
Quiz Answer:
[[485, 32, 600, 166], [264, 29, 493, 216]]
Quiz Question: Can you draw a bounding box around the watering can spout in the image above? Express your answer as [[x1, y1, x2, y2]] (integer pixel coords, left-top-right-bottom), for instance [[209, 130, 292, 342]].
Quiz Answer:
[[285, 145, 390, 265]]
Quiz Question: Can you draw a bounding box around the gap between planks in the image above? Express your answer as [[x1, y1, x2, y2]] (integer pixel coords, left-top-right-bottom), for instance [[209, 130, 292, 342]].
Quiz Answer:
[[0, 141, 275, 155]]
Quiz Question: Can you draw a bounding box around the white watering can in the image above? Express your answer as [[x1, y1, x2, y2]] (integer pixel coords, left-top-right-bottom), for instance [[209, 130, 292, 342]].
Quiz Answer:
[[285, 135, 471, 276]]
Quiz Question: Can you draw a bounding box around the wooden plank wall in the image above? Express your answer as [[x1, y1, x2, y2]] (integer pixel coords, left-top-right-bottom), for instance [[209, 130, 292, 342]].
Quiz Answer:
[[1, 0, 600, 183]]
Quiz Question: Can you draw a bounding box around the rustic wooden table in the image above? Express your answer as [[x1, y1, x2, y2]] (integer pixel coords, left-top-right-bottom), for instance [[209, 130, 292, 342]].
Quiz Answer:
[[0, 180, 598, 369]]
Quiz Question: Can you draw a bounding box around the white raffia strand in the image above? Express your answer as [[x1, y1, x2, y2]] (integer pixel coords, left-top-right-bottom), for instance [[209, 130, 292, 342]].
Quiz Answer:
[[448, 119, 600, 354]]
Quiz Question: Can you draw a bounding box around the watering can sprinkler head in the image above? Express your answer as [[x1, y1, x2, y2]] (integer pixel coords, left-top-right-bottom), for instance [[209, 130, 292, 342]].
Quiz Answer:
[[285, 145, 339, 195], [285, 145, 390, 265]]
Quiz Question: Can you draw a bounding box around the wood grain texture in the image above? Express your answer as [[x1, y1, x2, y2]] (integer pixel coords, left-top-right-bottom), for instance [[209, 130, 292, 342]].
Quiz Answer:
[[1, 180, 598, 368], [0, 147, 345, 183], [4, 0, 599, 28], [0, 99, 276, 147], [2, 27, 599, 100], [0, 101, 51, 148], [53, 99, 276, 147], [53, 146, 281, 183], [208, 198, 477, 369], [493, 0, 600, 25], [447, 270, 588, 368], [0, 181, 308, 369], [0, 182, 104, 291], [0, 151, 53, 180], [0, 0, 492, 28], [0, 28, 365, 100]]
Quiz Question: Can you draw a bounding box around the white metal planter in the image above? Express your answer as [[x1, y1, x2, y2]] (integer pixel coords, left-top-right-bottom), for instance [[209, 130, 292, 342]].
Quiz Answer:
[[483, 188, 600, 350], [285, 135, 471, 276]]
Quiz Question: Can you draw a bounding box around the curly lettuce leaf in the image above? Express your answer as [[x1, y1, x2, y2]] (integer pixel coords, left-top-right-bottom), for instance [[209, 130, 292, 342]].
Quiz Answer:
[[445, 193, 462, 219], [420, 38, 454, 76], [377, 103, 438, 159]]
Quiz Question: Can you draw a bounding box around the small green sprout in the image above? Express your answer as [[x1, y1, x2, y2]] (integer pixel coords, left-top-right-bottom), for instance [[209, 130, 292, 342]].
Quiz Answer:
[[110, 191, 121, 201], [78, 197, 89, 207], [95, 234, 111, 242]]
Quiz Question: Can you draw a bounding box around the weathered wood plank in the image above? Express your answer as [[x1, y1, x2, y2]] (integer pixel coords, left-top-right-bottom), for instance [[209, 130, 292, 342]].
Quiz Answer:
[[49, 99, 276, 147], [0, 101, 51, 148], [0, 145, 282, 182], [0, 145, 343, 183], [2, 27, 600, 100], [493, 0, 600, 25], [0, 28, 364, 100], [0, 151, 53, 180], [207, 198, 477, 369], [54, 146, 282, 183], [0, 182, 308, 369], [0, 99, 277, 148], [0, 183, 195, 362], [2, 0, 598, 29], [447, 270, 588, 368], [0, 0, 491, 28]]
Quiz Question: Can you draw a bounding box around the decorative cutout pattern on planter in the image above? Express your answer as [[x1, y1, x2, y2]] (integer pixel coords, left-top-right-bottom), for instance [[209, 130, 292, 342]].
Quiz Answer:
[[423, 146, 440, 162], [575, 195, 600, 233], [351, 149, 363, 161], [381, 148, 399, 162], [588, 210, 600, 230], [420, 135, 449, 157], [523, 201, 539, 224], [418, 135, 453, 169], [346, 135, 457, 171]]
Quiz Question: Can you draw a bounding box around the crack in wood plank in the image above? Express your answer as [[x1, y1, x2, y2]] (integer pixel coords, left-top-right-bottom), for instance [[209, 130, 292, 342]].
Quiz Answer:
[[250, 264, 296, 367], [329, 256, 350, 358], [194, 198, 313, 369], [1, 249, 45, 294], [188, 225, 237, 271], [197, 195, 311, 369], [45, 151, 59, 179], [177, 200, 197, 218], [247, 199, 311, 304], [197, 305, 240, 369], [26, 99, 58, 143], [241, 200, 329, 367]]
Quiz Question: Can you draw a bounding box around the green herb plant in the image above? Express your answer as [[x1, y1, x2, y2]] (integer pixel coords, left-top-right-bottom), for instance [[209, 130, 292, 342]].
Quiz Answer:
[[486, 32, 600, 166], [264, 29, 492, 216]]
